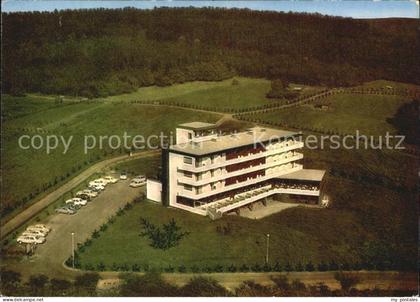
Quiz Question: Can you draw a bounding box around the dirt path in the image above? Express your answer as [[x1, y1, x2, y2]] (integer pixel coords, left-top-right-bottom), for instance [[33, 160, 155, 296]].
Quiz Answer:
[[95, 270, 417, 292], [1, 150, 159, 239]]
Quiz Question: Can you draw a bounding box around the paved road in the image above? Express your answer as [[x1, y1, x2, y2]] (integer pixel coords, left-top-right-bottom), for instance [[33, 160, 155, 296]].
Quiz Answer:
[[6, 179, 145, 278], [1, 150, 158, 239]]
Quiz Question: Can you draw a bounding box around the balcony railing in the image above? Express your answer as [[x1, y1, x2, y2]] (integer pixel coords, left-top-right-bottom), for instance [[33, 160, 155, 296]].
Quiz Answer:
[[178, 142, 304, 173], [177, 153, 303, 186], [177, 165, 303, 200], [204, 185, 320, 215]]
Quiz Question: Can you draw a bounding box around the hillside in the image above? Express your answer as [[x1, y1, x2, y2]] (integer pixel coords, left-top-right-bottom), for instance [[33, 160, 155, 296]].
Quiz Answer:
[[2, 7, 419, 97]]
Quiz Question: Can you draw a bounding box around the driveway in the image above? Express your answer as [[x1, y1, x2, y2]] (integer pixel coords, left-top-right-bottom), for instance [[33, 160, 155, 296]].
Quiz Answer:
[[6, 179, 145, 279]]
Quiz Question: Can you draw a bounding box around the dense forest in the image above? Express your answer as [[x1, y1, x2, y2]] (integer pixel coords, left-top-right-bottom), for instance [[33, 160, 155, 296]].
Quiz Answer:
[[2, 7, 420, 97]]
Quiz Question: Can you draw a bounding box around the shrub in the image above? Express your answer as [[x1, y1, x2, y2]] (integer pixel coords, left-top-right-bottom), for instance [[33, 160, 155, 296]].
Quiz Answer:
[[132, 264, 140, 272], [97, 262, 106, 271], [139, 217, 189, 250]]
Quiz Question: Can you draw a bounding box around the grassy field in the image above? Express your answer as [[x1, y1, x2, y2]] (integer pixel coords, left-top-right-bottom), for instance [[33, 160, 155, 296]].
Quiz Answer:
[[112, 156, 161, 177], [105, 77, 325, 111], [1, 95, 221, 219], [250, 93, 412, 136], [76, 174, 415, 271]]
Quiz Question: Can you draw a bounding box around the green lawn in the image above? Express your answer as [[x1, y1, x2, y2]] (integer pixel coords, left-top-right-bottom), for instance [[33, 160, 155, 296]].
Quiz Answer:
[[112, 155, 161, 177], [1, 97, 221, 219], [251, 93, 411, 136], [76, 173, 416, 272], [105, 77, 325, 111]]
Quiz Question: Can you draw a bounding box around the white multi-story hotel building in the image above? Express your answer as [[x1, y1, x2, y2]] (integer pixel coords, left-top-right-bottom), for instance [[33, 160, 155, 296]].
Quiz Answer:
[[147, 122, 326, 219]]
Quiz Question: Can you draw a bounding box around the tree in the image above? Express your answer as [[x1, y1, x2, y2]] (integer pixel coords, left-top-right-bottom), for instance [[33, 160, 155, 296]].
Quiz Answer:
[[235, 280, 274, 297], [28, 274, 49, 295], [388, 99, 420, 145], [74, 272, 100, 295], [231, 78, 240, 86], [180, 276, 231, 297], [50, 278, 72, 296], [266, 79, 298, 99], [334, 272, 360, 292], [119, 272, 179, 297], [0, 270, 21, 295], [271, 275, 290, 290], [140, 217, 189, 250]]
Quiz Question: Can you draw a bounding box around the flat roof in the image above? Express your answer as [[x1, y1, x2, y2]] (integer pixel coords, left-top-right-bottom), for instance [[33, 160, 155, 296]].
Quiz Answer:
[[178, 122, 216, 130], [170, 126, 299, 156], [277, 169, 326, 182]]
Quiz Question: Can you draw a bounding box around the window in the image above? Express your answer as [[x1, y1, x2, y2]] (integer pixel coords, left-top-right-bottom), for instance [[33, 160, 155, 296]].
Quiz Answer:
[[184, 185, 193, 191], [183, 156, 193, 165], [184, 171, 193, 178]]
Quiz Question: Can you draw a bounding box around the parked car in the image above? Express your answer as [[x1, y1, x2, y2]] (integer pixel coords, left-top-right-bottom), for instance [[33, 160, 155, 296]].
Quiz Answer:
[[25, 227, 48, 237], [17, 235, 46, 244], [22, 230, 46, 238], [28, 224, 50, 233], [132, 175, 147, 182], [75, 192, 91, 201], [89, 178, 107, 187], [103, 176, 118, 184], [65, 198, 87, 206], [67, 204, 81, 211], [120, 172, 127, 180], [89, 184, 105, 191], [81, 189, 98, 198], [129, 178, 146, 188], [55, 207, 76, 215]]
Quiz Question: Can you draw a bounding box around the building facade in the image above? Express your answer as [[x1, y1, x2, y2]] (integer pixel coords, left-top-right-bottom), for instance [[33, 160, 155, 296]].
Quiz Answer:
[[147, 122, 326, 219]]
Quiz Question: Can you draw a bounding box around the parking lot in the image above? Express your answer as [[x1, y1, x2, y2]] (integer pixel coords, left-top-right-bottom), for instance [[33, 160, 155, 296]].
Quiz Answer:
[[7, 178, 145, 278]]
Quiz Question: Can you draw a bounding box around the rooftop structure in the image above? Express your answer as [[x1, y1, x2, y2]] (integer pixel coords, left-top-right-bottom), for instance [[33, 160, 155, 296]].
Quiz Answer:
[[170, 126, 298, 156], [178, 122, 217, 130], [278, 169, 326, 182]]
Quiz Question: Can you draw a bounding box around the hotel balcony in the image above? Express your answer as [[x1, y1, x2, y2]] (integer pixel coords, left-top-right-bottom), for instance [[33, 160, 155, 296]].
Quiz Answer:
[[177, 152, 304, 186], [177, 164, 303, 200], [178, 141, 304, 173], [202, 184, 320, 218]]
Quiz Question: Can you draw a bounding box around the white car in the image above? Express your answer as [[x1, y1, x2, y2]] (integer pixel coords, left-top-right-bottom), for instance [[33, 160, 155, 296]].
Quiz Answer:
[[22, 230, 46, 238], [133, 175, 146, 182], [25, 227, 48, 237], [81, 189, 98, 198], [129, 179, 146, 188], [120, 172, 127, 180], [17, 235, 46, 244], [65, 198, 87, 206], [103, 176, 118, 184], [28, 224, 50, 233], [89, 184, 105, 191], [89, 178, 107, 187]]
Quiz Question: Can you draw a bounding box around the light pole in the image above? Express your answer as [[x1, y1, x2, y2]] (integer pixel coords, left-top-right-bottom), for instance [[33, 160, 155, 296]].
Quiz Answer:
[[265, 233, 270, 264], [71, 232, 75, 268]]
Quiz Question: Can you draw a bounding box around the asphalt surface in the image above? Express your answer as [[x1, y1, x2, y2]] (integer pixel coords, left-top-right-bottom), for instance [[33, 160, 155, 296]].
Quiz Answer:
[[6, 179, 145, 278], [1, 150, 158, 238]]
